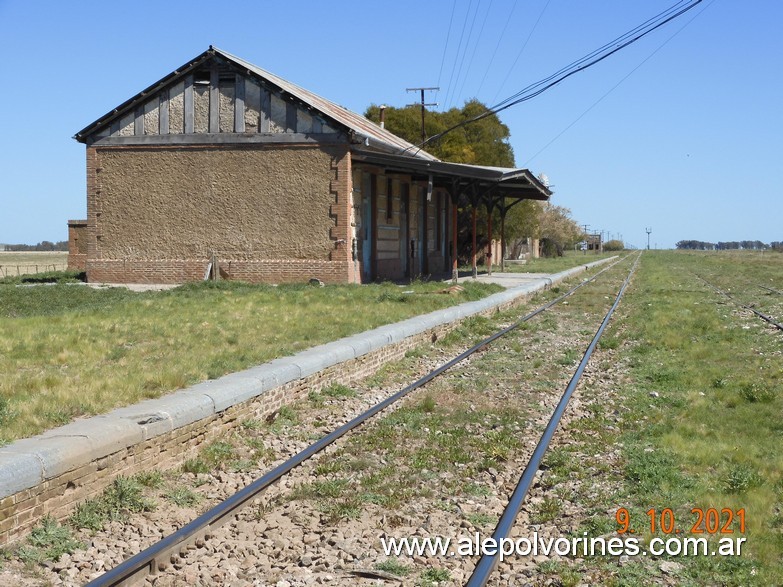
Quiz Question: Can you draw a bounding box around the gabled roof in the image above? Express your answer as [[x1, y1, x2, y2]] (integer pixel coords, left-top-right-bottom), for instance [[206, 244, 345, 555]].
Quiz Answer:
[[73, 46, 550, 202], [217, 48, 437, 160], [74, 46, 436, 160]]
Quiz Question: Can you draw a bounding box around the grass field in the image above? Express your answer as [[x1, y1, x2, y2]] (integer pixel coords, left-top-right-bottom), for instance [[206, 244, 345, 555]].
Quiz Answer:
[[0, 278, 504, 444], [502, 250, 618, 273], [0, 251, 68, 278], [555, 249, 783, 585]]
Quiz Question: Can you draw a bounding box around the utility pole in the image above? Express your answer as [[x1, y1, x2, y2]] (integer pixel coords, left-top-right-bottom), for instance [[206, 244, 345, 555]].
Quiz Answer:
[[406, 87, 439, 142], [645, 227, 652, 250]]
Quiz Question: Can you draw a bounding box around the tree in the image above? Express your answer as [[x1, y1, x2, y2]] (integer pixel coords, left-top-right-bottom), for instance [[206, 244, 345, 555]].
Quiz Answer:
[[537, 203, 582, 256], [503, 200, 541, 259], [365, 100, 515, 167]]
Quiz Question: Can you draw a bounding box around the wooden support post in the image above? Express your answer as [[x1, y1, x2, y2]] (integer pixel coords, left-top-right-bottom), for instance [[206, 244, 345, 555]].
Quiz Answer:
[[487, 203, 493, 276], [259, 89, 270, 132], [184, 75, 194, 134], [471, 204, 477, 279], [159, 91, 170, 135], [452, 195, 458, 284], [234, 75, 245, 133], [134, 107, 144, 136], [209, 67, 219, 133], [500, 199, 507, 273], [371, 175, 378, 281], [419, 189, 428, 275]]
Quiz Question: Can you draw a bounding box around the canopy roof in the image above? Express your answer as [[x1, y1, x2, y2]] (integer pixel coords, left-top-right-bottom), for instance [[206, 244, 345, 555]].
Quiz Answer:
[[352, 150, 552, 202]]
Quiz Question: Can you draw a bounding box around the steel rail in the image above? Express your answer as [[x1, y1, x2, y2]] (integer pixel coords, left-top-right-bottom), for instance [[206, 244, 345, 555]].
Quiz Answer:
[[86, 256, 629, 587], [758, 284, 783, 296], [696, 275, 783, 332], [466, 252, 641, 587]]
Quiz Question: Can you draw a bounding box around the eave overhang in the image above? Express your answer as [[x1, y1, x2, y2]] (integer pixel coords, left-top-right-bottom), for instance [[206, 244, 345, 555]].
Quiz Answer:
[[351, 149, 552, 201]]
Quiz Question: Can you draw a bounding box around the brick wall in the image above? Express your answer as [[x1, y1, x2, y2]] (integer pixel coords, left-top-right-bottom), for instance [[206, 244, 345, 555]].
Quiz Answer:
[[67, 220, 87, 271], [0, 289, 532, 546]]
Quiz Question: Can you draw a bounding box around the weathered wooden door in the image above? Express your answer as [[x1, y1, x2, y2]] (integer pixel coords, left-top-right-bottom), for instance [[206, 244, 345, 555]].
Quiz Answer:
[[399, 184, 409, 278], [362, 173, 373, 282]]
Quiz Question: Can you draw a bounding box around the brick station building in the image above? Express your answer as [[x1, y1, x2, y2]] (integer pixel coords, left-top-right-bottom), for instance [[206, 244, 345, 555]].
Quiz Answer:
[[72, 47, 550, 284]]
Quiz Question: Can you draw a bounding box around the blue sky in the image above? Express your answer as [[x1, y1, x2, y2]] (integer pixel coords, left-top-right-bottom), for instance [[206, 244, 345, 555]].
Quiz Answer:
[[1, 0, 780, 249]]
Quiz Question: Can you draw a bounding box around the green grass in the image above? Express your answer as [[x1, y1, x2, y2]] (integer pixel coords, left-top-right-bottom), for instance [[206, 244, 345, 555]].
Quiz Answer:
[[502, 250, 618, 274], [0, 279, 503, 442], [164, 486, 201, 507], [69, 476, 155, 531], [418, 567, 451, 586], [577, 251, 783, 585], [15, 516, 82, 564], [375, 559, 412, 577]]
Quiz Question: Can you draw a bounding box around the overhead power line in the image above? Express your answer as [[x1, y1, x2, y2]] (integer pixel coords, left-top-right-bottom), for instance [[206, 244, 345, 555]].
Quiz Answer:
[[442, 0, 476, 111], [435, 0, 458, 93], [490, 0, 552, 105], [454, 0, 494, 106], [404, 0, 703, 156], [523, 0, 715, 166], [447, 0, 483, 110], [474, 1, 518, 98]]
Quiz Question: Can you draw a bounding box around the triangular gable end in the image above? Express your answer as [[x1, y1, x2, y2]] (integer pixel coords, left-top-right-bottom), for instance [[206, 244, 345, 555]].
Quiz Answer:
[[76, 49, 346, 145]]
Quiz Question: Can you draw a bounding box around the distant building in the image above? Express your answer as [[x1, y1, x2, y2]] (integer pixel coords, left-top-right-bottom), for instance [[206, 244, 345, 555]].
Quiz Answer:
[[72, 47, 550, 284]]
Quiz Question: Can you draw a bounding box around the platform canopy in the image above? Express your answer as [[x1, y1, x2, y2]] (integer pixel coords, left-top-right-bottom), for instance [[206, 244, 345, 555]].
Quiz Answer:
[[351, 149, 552, 203]]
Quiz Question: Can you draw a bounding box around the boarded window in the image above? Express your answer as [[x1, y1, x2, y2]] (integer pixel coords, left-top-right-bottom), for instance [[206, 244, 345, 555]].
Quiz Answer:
[[244, 79, 261, 132], [270, 94, 286, 133]]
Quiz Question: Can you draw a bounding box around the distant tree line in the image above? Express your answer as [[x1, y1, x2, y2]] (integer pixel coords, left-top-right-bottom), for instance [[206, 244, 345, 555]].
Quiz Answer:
[[3, 241, 68, 251], [676, 240, 781, 251]]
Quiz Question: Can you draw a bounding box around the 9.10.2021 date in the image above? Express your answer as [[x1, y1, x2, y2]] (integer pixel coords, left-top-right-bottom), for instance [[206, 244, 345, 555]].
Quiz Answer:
[[616, 508, 745, 535]]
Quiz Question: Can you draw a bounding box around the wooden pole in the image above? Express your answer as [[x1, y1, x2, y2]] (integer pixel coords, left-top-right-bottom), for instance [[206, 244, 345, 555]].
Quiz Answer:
[[500, 200, 506, 273], [486, 204, 493, 276], [452, 197, 458, 284], [471, 205, 477, 278]]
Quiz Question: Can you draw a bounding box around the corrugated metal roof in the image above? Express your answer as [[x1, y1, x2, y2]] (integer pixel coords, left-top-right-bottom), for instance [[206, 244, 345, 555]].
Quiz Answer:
[[75, 46, 436, 160], [351, 150, 552, 200], [215, 48, 437, 161]]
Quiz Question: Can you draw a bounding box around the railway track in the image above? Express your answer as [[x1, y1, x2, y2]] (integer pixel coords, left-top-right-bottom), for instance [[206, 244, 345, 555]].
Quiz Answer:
[[696, 275, 783, 331], [7, 255, 639, 587]]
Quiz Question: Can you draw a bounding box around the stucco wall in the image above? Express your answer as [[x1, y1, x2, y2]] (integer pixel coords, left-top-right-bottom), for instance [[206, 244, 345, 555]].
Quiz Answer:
[[94, 145, 337, 262]]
